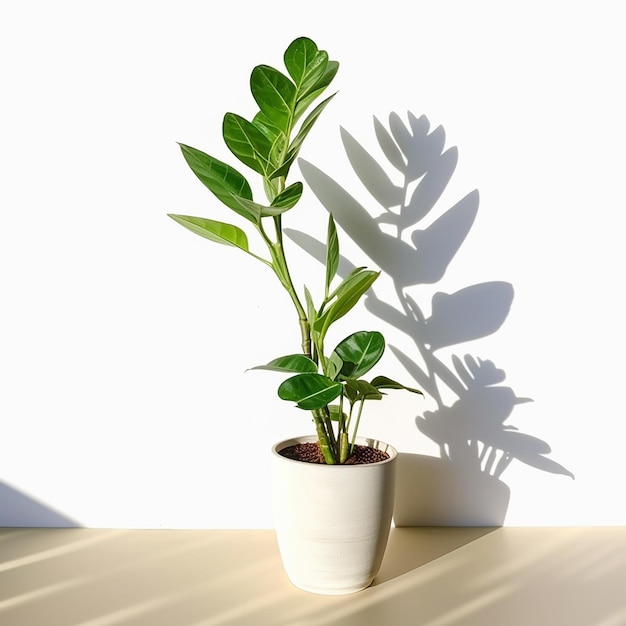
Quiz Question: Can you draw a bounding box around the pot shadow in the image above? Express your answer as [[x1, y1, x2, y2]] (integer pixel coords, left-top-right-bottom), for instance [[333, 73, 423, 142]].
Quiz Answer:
[[394, 454, 511, 526], [374, 526, 498, 584], [0, 480, 80, 527], [289, 111, 574, 526]]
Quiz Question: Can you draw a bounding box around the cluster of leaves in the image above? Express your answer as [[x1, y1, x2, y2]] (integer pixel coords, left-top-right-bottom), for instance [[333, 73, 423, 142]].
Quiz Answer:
[[168, 37, 422, 464]]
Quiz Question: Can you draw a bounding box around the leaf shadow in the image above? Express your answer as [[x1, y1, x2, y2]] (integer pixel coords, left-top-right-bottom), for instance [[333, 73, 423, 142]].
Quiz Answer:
[[289, 111, 574, 525]]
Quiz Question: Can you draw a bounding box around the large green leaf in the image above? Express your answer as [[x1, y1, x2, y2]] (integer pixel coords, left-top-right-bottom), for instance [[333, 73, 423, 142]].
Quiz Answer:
[[278, 373, 342, 410], [250, 65, 296, 134], [251, 354, 318, 374], [179, 144, 256, 222], [222, 113, 274, 175], [370, 376, 424, 395], [167, 214, 249, 252], [333, 331, 385, 380]]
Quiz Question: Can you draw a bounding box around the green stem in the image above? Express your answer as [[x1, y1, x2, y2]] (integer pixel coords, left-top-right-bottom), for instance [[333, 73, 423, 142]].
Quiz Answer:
[[260, 217, 311, 360], [312, 408, 336, 464], [274, 244, 311, 359], [349, 399, 366, 454], [339, 431, 349, 464]]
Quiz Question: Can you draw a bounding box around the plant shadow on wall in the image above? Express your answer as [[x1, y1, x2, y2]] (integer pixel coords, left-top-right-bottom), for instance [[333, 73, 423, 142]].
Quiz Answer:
[[289, 111, 574, 526]]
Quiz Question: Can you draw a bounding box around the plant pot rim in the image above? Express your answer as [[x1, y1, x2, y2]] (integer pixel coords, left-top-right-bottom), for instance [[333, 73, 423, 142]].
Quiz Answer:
[[272, 435, 398, 467]]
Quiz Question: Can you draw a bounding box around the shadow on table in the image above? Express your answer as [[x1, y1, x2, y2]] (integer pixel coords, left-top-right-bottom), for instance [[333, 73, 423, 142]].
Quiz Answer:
[[374, 526, 497, 584], [0, 480, 80, 527]]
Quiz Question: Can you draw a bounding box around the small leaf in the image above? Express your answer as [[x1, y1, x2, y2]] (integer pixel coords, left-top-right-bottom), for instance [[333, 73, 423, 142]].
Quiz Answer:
[[333, 331, 385, 380], [327, 404, 347, 422], [251, 111, 284, 144], [293, 62, 339, 122], [314, 269, 380, 334], [168, 214, 249, 252], [271, 93, 337, 179], [278, 373, 342, 410], [269, 182, 302, 211], [227, 194, 293, 220], [326, 352, 343, 380], [251, 354, 318, 374], [178, 144, 256, 223], [223, 113, 274, 175], [344, 378, 384, 401], [284, 37, 328, 99], [325, 213, 339, 295], [250, 65, 296, 134], [304, 286, 317, 328], [370, 375, 424, 395]]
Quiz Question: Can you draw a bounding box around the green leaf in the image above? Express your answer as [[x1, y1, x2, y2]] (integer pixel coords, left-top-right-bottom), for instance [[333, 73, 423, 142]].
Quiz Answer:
[[343, 382, 358, 404], [326, 352, 343, 380], [168, 214, 249, 252], [179, 143, 256, 223], [370, 376, 424, 395], [325, 213, 339, 296], [304, 286, 317, 329], [293, 61, 339, 122], [328, 404, 348, 422], [344, 378, 384, 401], [269, 182, 303, 212], [333, 331, 385, 380], [284, 37, 329, 101], [227, 194, 294, 220], [222, 113, 274, 175], [250, 65, 296, 134], [270, 93, 337, 179], [327, 266, 377, 302], [314, 269, 380, 334], [278, 373, 342, 410], [251, 111, 285, 144], [251, 354, 318, 374]]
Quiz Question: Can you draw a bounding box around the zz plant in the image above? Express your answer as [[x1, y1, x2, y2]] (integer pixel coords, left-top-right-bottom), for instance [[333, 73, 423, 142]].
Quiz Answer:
[[169, 36, 422, 464]]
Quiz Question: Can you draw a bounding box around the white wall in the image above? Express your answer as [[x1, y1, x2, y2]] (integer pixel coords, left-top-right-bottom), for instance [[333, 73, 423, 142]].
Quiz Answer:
[[1, 0, 624, 528]]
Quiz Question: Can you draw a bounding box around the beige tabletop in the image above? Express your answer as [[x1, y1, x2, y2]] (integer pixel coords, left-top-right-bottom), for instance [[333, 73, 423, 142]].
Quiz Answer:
[[1, 527, 625, 626]]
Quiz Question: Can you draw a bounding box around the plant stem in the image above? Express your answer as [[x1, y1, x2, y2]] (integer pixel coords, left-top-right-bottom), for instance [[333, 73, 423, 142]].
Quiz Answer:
[[339, 431, 350, 463], [275, 244, 311, 359], [349, 400, 366, 454], [312, 408, 337, 464]]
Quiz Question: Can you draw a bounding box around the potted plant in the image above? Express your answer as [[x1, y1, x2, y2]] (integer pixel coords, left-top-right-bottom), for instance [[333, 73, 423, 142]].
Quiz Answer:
[[168, 36, 422, 595]]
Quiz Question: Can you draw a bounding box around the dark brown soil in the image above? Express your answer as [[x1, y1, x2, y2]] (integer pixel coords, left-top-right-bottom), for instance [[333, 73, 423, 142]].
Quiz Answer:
[[279, 441, 390, 465]]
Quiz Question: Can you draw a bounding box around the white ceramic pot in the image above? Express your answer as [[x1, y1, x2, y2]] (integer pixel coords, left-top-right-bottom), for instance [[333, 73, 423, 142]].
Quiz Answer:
[[271, 435, 397, 595]]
